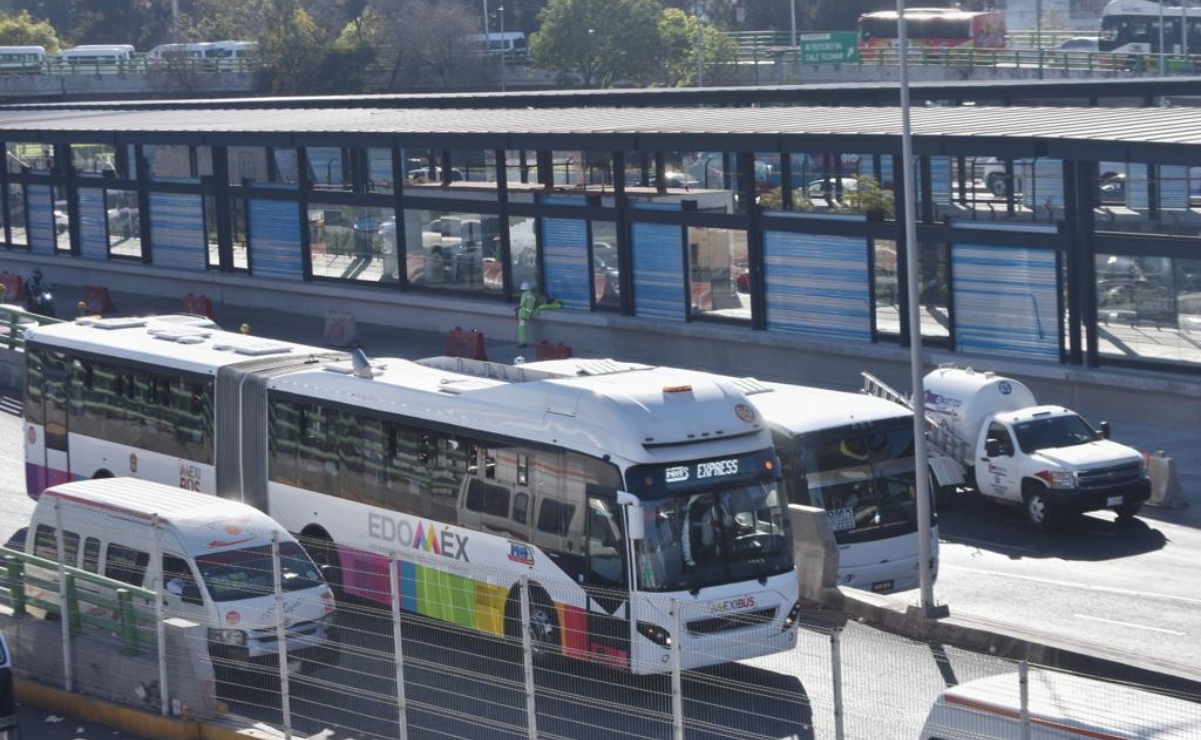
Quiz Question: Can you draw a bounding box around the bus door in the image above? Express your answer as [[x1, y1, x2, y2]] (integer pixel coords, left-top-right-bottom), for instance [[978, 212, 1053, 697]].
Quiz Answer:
[[33, 350, 72, 493], [582, 488, 631, 664]]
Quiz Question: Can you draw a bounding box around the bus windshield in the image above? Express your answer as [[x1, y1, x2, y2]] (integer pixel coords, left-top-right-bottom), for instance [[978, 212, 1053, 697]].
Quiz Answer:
[[797, 421, 920, 545], [195, 541, 324, 602], [628, 456, 793, 592]]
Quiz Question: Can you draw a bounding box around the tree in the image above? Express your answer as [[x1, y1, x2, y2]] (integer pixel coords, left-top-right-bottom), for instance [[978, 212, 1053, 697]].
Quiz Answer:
[[529, 0, 663, 88], [0, 10, 61, 52], [363, 0, 487, 92], [657, 7, 736, 87], [257, 0, 327, 94]]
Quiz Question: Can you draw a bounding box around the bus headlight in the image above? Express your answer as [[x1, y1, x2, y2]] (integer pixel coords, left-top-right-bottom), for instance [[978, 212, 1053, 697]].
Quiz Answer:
[[782, 601, 803, 631], [636, 621, 672, 648], [208, 628, 247, 647]]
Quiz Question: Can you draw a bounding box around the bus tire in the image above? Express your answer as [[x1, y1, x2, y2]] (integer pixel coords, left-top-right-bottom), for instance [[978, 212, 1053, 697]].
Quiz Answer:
[[504, 584, 560, 659], [299, 529, 343, 598], [91, 469, 114, 479]]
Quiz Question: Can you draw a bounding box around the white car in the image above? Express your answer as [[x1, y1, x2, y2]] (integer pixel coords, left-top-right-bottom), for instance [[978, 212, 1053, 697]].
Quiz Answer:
[[806, 177, 858, 199]]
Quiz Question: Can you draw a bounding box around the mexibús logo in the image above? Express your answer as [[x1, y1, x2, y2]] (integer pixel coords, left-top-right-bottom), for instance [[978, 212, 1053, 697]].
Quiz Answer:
[[711, 595, 757, 613], [998, 381, 1013, 395], [665, 466, 690, 483], [368, 513, 470, 562]]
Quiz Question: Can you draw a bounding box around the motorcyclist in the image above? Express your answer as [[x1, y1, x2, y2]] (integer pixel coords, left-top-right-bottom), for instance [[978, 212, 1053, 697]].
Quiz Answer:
[[24, 269, 46, 311]]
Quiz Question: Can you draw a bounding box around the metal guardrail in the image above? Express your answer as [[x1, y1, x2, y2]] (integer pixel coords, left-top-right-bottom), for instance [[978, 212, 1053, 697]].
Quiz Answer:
[[1, 547, 157, 655], [0, 304, 62, 351], [0, 57, 261, 77]]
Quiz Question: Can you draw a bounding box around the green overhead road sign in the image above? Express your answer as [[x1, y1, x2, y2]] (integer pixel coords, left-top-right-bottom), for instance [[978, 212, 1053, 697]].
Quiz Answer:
[[800, 32, 859, 65]]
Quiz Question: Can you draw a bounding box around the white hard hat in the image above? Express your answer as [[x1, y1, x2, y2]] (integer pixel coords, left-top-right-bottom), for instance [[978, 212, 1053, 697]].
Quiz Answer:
[[520, 281, 531, 290]]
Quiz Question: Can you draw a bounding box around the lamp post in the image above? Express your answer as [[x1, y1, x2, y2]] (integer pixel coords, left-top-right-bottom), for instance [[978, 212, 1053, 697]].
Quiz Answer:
[[1159, 0, 1166, 75], [696, 0, 704, 86], [482, 0, 490, 46], [498, 4, 506, 93], [1035, 0, 1044, 79], [790, 0, 798, 48], [897, 0, 939, 617]]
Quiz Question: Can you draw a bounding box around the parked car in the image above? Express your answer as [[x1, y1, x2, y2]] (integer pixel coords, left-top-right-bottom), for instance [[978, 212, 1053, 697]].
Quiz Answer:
[[54, 209, 68, 234], [1098, 172, 1126, 202], [806, 177, 858, 199], [1179, 292, 1201, 335], [1056, 36, 1099, 52], [408, 166, 464, 183]]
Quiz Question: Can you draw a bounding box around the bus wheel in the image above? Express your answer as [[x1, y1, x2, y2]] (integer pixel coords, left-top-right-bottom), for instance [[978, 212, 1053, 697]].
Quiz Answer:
[[505, 586, 560, 659], [301, 531, 343, 598]]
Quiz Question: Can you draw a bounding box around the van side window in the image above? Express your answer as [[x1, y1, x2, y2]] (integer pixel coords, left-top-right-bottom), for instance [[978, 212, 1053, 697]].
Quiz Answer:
[[105, 544, 150, 586], [162, 554, 203, 605], [33, 525, 57, 560], [32, 525, 78, 564], [82, 537, 101, 573]]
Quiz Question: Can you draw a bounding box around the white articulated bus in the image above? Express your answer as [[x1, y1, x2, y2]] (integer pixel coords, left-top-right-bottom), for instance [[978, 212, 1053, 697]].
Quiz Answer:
[[519, 359, 938, 594], [23, 316, 800, 674], [1100, 0, 1201, 56]]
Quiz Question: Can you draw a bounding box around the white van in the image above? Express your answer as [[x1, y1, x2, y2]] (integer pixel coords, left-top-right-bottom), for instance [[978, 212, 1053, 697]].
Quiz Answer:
[[25, 478, 339, 675], [920, 670, 1201, 740]]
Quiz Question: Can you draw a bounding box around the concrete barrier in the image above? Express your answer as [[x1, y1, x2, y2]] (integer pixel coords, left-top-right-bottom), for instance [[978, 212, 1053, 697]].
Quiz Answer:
[[1, 607, 218, 722], [788, 504, 840, 603], [1147, 453, 1186, 508]]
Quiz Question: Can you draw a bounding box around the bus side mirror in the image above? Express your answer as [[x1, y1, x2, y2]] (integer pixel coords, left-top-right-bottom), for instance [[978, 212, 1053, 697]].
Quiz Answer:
[[617, 491, 645, 540]]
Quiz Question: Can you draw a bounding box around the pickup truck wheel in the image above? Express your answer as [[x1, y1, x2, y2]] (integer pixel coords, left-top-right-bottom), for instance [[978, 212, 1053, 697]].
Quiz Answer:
[[1114, 502, 1142, 520], [1022, 484, 1055, 529]]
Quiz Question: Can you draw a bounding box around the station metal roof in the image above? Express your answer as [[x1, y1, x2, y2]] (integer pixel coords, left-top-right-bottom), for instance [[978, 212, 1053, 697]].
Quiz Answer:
[[2, 104, 1198, 163], [8, 76, 1201, 110]]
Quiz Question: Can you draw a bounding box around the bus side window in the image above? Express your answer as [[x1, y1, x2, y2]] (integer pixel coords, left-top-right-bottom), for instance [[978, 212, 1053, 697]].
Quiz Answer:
[[513, 492, 529, 525], [537, 499, 575, 536]]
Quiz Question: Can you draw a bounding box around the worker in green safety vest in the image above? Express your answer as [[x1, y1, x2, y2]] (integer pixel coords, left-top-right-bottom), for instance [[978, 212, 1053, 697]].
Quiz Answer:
[[516, 281, 560, 347]]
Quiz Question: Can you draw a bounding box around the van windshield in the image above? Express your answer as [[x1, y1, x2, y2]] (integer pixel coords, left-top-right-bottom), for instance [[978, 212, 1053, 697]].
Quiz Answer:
[[195, 541, 324, 602]]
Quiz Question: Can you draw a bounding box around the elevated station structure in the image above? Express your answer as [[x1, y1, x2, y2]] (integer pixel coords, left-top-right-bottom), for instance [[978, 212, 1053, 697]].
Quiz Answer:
[[0, 91, 1198, 425]]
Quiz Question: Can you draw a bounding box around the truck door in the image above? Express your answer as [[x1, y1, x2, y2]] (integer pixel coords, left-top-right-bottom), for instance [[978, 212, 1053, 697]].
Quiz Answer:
[[978, 422, 1019, 501]]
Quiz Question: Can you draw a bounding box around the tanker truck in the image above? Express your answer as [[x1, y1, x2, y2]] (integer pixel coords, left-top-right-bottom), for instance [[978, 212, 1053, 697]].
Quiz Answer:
[[863, 366, 1150, 529]]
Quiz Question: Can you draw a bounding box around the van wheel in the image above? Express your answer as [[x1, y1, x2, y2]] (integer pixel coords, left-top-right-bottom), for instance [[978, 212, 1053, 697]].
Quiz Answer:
[[301, 533, 343, 598], [1022, 483, 1056, 530]]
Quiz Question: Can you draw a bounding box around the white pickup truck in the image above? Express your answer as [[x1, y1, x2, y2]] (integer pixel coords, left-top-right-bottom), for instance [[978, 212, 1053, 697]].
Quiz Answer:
[[864, 366, 1151, 529]]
